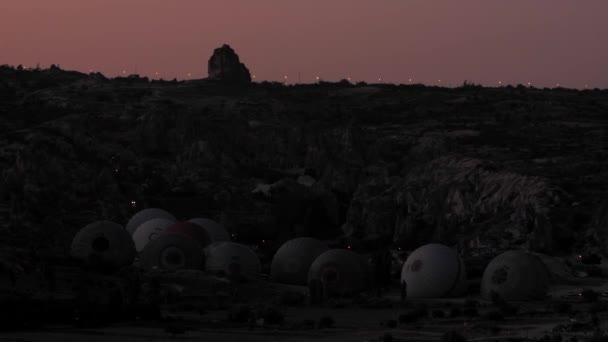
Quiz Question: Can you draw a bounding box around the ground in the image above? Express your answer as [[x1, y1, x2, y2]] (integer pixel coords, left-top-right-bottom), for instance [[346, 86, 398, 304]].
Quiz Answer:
[[1, 280, 607, 342]]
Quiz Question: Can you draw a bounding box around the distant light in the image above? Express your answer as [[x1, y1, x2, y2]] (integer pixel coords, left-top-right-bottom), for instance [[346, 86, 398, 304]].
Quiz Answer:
[[409, 78, 412, 83], [115, 169, 119, 172], [130, 200, 136, 207], [498, 81, 502, 85], [262, 240, 265, 243], [585, 84, 588, 88], [347, 245, 351, 249]]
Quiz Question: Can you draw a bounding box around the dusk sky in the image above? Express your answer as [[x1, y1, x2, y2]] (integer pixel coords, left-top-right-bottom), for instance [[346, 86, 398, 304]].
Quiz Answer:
[[2, 0, 607, 88]]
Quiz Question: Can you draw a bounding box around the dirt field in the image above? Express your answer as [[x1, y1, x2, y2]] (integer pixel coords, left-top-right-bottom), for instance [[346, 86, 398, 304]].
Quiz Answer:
[[1, 281, 607, 342]]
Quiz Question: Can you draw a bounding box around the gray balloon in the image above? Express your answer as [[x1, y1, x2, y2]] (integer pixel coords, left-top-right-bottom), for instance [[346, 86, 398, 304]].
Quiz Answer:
[[188, 218, 230, 242], [126, 208, 177, 235], [141, 232, 204, 271], [71, 220, 136, 269], [481, 250, 550, 301], [400, 243, 467, 298], [204, 242, 261, 279], [308, 249, 370, 296], [132, 218, 175, 253], [271, 237, 329, 285]]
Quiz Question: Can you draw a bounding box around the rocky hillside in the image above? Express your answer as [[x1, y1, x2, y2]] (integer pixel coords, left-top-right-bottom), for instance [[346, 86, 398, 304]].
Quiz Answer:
[[1, 65, 607, 255]]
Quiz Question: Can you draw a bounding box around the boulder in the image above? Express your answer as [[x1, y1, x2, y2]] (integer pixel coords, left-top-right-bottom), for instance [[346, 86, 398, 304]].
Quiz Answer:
[[207, 44, 251, 84]]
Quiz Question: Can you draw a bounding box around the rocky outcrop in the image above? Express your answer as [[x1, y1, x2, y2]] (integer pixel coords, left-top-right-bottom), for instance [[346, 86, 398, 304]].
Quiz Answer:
[[1, 68, 606, 256], [207, 44, 251, 84], [344, 156, 571, 253]]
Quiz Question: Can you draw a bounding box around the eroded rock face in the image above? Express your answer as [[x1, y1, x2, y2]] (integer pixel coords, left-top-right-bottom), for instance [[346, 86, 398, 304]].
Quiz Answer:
[[207, 44, 251, 84], [344, 156, 571, 253]]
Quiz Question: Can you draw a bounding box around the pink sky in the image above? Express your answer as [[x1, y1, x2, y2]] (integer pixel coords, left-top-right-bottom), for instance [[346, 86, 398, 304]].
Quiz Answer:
[[2, 0, 607, 87]]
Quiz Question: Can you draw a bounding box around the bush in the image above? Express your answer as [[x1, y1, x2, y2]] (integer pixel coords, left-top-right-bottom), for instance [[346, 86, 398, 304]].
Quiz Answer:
[[318, 315, 335, 329]]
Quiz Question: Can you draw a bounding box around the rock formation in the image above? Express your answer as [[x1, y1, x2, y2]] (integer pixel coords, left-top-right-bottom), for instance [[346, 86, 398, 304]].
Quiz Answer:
[[207, 44, 251, 84]]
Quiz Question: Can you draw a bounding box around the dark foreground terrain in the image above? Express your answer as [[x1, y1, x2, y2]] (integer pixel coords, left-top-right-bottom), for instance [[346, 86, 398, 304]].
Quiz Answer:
[[1, 65, 608, 341]]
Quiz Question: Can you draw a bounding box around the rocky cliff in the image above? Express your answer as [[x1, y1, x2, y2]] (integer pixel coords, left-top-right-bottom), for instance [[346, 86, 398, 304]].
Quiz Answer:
[[0, 66, 607, 255]]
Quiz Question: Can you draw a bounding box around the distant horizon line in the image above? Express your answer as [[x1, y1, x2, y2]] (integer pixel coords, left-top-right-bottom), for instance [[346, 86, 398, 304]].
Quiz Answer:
[[1, 63, 604, 90]]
